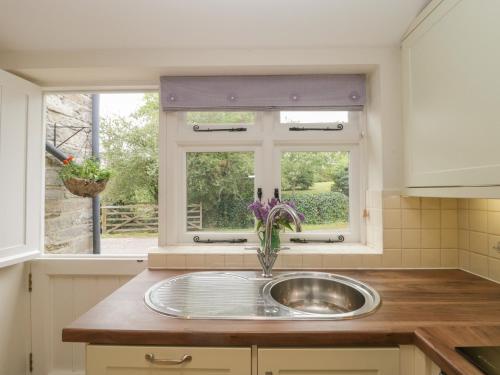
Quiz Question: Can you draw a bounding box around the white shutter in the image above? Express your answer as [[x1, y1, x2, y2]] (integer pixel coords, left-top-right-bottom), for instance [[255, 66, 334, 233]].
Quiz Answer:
[[0, 70, 43, 268]]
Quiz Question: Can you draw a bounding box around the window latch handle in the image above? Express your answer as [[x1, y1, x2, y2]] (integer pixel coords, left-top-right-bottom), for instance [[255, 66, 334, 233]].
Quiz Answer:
[[274, 188, 280, 201], [257, 188, 263, 201]]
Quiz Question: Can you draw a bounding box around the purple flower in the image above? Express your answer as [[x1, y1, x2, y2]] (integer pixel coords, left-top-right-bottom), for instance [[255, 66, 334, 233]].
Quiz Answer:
[[248, 199, 305, 227]]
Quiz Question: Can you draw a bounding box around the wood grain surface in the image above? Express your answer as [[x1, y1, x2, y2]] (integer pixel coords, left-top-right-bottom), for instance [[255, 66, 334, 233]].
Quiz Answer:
[[62, 269, 500, 375]]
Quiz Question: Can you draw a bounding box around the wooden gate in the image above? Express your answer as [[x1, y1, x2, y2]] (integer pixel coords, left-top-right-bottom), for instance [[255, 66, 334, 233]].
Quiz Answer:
[[101, 205, 158, 234]]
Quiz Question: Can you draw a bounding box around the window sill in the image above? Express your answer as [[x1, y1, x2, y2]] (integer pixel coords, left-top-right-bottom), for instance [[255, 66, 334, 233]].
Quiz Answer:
[[149, 243, 381, 256]]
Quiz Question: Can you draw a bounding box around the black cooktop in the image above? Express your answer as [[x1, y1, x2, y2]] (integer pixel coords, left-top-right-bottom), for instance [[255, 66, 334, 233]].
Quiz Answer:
[[457, 347, 500, 375]]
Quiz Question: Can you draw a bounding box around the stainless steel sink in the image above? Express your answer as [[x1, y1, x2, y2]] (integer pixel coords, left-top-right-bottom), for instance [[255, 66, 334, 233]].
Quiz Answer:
[[144, 271, 380, 320], [263, 272, 380, 319]]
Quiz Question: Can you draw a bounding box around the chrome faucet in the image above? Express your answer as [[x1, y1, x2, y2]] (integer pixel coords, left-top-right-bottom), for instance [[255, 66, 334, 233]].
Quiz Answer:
[[257, 203, 302, 278]]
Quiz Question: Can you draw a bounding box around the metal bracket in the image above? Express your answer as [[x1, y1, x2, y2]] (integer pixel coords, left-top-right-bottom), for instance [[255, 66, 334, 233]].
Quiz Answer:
[[290, 235, 345, 244], [193, 236, 247, 244], [192, 125, 247, 132], [53, 122, 91, 148], [289, 123, 344, 132]]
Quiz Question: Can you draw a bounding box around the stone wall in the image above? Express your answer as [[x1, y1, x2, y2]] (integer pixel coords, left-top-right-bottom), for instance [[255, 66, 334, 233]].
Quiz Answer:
[[44, 94, 93, 254]]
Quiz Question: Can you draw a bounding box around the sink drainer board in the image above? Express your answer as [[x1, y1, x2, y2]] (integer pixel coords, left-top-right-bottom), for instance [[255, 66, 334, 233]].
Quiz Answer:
[[144, 271, 380, 320]]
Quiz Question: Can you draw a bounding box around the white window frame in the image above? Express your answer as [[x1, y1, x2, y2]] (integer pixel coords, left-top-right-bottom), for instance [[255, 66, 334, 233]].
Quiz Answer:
[[161, 110, 366, 246]]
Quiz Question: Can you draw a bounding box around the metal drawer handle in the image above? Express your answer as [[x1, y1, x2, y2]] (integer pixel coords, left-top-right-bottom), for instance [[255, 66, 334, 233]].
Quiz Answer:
[[145, 353, 192, 365]]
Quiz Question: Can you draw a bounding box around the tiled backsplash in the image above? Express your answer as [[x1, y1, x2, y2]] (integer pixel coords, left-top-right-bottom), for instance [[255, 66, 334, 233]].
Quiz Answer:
[[382, 195, 460, 269], [458, 199, 500, 283], [148, 194, 500, 283]]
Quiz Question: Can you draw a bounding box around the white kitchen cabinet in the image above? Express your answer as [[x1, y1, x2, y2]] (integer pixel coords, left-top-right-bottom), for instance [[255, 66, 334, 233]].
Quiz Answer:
[[258, 347, 400, 375], [86, 345, 251, 375], [0, 70, 43, 267], [402, 0, 500, 195], [400, 345, 442, 375]]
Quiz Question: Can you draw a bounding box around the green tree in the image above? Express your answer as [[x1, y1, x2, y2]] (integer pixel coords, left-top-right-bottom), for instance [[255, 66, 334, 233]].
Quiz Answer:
[[100, 93, 159, 204], [187, 152, 254, 229]]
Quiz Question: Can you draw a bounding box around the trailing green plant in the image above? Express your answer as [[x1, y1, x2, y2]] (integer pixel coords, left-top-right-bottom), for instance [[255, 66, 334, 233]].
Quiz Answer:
[[59, 156, 111, 182]]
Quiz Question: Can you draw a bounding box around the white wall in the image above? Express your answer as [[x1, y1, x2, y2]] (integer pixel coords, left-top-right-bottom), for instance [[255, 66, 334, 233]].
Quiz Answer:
[[2, 47, 404, 191], [0, 263, 30, 375]]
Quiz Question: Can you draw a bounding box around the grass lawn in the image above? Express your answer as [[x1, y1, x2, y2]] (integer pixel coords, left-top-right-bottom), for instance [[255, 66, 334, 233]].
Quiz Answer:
[[102, 231, 158, 238], [282, 181, 333, 196], [300, 221, 349, 231]]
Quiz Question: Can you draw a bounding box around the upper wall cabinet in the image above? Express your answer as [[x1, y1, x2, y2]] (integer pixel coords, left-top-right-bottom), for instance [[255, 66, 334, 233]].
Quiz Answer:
[[0, 70, 43, 267], [402, 0, 500, 196]]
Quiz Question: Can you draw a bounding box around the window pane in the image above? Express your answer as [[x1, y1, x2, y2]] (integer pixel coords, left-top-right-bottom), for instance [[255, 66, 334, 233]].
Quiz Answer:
[[186, 112, 255, 125], [280, 111, 348, 124], [281, 151, 349, 232], [186, 152, 255, 232]]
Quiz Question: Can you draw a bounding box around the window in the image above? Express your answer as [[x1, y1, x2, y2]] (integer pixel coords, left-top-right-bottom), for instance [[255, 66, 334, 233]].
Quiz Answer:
[[163, 111, 364, 245]]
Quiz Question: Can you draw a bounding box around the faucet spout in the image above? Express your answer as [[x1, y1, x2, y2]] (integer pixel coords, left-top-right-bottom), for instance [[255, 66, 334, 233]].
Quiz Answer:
[[257, 203, 302, 278]]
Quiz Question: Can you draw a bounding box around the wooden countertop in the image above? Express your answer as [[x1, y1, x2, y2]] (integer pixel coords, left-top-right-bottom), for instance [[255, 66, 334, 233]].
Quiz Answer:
[[63, 269, 500, 375]]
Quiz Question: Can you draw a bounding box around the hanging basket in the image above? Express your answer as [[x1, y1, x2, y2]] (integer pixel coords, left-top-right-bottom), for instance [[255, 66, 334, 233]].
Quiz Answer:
[[63, 177, 108, 198]]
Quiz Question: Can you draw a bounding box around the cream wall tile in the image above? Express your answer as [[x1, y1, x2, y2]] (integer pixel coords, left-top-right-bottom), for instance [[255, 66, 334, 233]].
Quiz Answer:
[[487, 211, 500, 235], [440, 198, 458, 209], [322, 254, 342, 268], [362, 254, 382, 268], [243, 254, 260, 268], [383, 195, 401, 209], [421, 198, 440, 210], [383, 209, 401, 229], [383, 229, 401, 249], [441, 210, 458, 229], [421, 229, 440, 249], [469, 231, 488, 255], [402, 249, 421, 268], [489, 235, 500, 259], [469, 199, 488, 211], [470, 252, 489, 278], [421, 249, 441, 267], [458, 199, 468, 210], [382, 249, 402, 267], [402, 229, 420, 249], [441, 249, 459, 268], [458, 230, 469, 250], [469, 210, 487, 233], [459, 250, 470, 271], [185, 254, 205, 268], [166, 254, 186, 268], [421, 210, 441, 229], [401, 197, 420, 209], [302, 254, 323, 269], [148, 253, 167, 268], [341, 255, 363, 268], [281, 254, 303, 269], [488, 199, 500, 212], [458, 210, 468, 230], [441, 229, 458, 249], [402, 209, 421, 228], [204, 254, 225, 268], [489, 257, 500, 283], [225, 254, 244, 268]]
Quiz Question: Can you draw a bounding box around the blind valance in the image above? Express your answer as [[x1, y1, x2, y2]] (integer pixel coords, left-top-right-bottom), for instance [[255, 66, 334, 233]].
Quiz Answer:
[[160, 75, 366, 111]]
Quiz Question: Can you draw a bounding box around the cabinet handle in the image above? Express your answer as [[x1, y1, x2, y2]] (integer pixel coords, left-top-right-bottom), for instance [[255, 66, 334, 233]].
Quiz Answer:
[[145, 353, 192, 365]]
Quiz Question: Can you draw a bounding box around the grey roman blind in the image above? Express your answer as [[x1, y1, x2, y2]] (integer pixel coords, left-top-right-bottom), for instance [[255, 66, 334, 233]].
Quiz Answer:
[[160, 75, 366, 111]]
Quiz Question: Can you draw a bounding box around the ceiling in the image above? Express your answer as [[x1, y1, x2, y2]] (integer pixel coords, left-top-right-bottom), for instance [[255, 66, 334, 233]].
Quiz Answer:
[[0, 0, 430, 51]]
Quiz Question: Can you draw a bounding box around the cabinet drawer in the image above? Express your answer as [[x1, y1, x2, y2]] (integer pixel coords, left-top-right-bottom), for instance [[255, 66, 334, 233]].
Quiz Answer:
[[87, 345, 251, 375], [258, 347, 399, 375]]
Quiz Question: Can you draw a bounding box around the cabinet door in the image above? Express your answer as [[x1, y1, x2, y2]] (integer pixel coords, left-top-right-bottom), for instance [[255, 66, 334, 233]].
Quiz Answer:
[[400, 345, 441, 375], [258, 347, 399, 375], [402, 0, 500, 188], [0, 70, 43, 268], [86, 345, 251, 375]]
